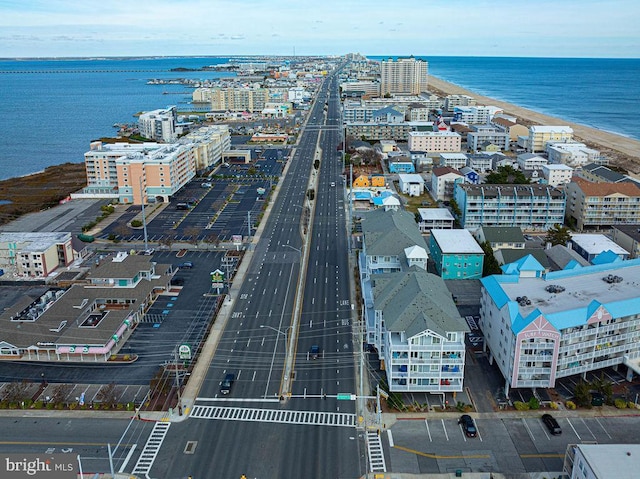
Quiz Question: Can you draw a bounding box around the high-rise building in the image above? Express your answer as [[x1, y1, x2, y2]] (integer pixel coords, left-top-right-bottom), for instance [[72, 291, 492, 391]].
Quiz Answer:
[[380, 57, 428, 95]]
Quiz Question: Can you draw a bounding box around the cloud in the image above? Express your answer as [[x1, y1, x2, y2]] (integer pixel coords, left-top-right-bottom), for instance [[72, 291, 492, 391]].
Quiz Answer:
[[0, 0, 638, 57]]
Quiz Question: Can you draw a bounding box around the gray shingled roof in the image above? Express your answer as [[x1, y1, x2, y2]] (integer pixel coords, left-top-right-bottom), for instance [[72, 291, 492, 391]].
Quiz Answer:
[[481, 226, 525, 243], [372, 268, 468, 338], [361, 209, 427, 256]]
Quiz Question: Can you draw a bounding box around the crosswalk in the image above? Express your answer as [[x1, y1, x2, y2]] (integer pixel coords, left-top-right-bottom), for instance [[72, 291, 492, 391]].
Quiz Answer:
[[190, 404, 357, 427], [366, 430, 387, 473], [131, 421, 171, 477]]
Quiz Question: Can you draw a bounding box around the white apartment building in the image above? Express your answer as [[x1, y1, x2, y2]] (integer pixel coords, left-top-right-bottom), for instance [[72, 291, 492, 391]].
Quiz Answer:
[[380, 57, 428, 95], [417, 208, 455, 232], [528, 125, 573, 153], [453, 106, 502, 124], [439, 153, 468, 170], [340, 80, 381, 97], [408, 131, 462, 153], [517, 153, 549, 171], [138, 106, 178, 143], [564, 444, 640, 479], [430, 166, 465, 202], [467, 126, 510, 152], [542, 164, 574, 187], [480, 257, 640, 392], [0, 232, 73, 278], [444, 95, 476, 112], [546, 141, 604, 167], [181, 125, 231, 174]]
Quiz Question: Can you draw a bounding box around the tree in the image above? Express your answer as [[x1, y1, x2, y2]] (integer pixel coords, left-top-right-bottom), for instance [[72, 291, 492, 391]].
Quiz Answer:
[[544, 223, 572, 246], [590, 372, 613, 405], [96, 383, 119, 408], [183, 227, 201, 246], [480, 241, 501, 276], [159, 234, 177, 251], [574, 380, 592, 408], [484, 165, 530, 184]]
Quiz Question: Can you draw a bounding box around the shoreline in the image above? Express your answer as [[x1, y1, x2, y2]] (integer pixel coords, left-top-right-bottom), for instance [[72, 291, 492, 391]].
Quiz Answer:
[[428, 75, 640, 174]]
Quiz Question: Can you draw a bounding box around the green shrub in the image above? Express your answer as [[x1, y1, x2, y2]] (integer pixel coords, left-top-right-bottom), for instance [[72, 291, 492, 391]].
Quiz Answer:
[[45, 402, 55, 410], [565, 400, 577, 410], [127, 402, 135, 411], [131, 220, 143, 228], [514, 401, 530, 411], [614, 398, 628, 409], [33, 400, 44, 409], [549, 401, 559, 410], [528, 397, 540, 410]]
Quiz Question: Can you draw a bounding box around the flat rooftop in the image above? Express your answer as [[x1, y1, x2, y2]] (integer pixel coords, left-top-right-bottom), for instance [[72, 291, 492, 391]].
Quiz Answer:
[[431, 229, 484, 254], [499, 260, 640, 328], [571, 234, 629, 256]]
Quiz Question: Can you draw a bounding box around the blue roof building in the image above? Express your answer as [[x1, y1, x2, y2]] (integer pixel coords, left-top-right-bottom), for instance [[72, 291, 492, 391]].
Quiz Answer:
[[479, 257, 640, 393]]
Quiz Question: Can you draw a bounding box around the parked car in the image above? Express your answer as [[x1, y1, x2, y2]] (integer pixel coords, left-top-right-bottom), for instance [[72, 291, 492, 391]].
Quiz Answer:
[[170, 277, 184, 286], [541, 413, 562, 435], [458, 414, 477, 437], [178, 261, 194, 269], [220, 373, 235, 395], [202, 182, 212, 188], [309, 345, 320, 360]]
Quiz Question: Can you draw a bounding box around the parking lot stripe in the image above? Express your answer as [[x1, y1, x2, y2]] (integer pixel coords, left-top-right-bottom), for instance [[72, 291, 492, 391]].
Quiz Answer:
[[566, 418, 581, 440], [387, 430, 394, 448], [441, 419, 449, 441], [595, 417, 612, 439], [424, 419, 432, 442], [522, 418, 536, 442], [580, 418, 597, 441]]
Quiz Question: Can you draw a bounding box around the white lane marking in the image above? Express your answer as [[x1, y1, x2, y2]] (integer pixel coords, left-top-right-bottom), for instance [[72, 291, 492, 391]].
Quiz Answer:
[[595, 417, 612, 439], [566, 418, 581, 440], [441, 419, 449, 441], [387, 430, 394, 448], [580, 418, 597, 441], [424, 419, 432, 442]]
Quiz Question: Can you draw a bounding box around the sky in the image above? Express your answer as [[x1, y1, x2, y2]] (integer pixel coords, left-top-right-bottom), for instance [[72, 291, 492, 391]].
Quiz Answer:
[[0, 0, 639, 58]]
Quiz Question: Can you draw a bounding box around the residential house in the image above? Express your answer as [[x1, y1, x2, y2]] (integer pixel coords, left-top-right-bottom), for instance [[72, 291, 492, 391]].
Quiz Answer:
[[569, 234, 629, 263], [611, 225, 640, 259], [459, 166, 480, 185], [430, 167, 465, 202], [542, 164, 573, 187], [517, 153, 548, 171], [388, 155, 416, 173], [439, 153, 468, 170], [467, 126, 510, 152], [398, 174, 425, 196], [546, 141, 604, 167], [474, 226, 525, 251], [417, 208, 455, 232], [429, 229, 485, 279]]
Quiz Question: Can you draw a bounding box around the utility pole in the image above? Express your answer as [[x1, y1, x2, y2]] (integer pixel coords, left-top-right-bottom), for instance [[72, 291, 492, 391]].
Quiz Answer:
[[139, 176, 149, 251], [174, 348, 182, 416]]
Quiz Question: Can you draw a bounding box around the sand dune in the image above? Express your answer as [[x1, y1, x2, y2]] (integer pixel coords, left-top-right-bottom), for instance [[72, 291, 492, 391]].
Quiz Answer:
[[428, 76, 640, 174]]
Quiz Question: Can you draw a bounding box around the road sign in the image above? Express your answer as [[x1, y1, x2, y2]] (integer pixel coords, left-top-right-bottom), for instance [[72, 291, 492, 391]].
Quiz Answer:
[[178, 344, 192, 360], [337, 393, 355, 401]]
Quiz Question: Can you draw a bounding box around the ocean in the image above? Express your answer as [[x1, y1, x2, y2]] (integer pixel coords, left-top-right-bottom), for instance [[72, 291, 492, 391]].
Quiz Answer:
[[0, 55, 638, 181]]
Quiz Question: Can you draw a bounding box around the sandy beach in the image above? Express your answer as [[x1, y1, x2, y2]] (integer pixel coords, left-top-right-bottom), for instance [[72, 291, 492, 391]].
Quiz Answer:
[[428, 76, 640, 174]]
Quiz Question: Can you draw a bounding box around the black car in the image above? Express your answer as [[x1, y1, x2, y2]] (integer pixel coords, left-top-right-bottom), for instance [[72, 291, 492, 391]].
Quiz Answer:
[[541, 413, 562, 435], [178, 261, 194, 269], [220, 373, 235, 395], [458, 414, 477, 437]]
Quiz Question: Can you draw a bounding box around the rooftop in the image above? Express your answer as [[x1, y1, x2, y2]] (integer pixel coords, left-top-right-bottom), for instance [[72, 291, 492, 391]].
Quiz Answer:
[[431, 229, 484, 254], [570, 234, 629, 256]]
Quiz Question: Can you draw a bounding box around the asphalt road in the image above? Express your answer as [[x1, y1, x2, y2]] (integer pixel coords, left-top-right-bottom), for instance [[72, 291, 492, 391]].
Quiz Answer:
[[154, 65, 365, 479]]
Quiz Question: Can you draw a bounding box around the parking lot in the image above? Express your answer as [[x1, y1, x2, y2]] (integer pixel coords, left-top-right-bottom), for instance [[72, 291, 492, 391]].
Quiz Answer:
[[387, 413, 640, 475]]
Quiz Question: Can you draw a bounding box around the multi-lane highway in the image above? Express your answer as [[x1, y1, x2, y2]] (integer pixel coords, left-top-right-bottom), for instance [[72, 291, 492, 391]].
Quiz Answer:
[[152, 65, 366, 479]]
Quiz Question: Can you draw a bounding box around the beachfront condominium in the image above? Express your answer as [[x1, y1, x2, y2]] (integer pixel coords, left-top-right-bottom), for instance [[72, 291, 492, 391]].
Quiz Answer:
[[528, 125, 573, 153], [408, 131, 462, 153], [565, 177, 640, 231], [546, 141, 605, 167], [453, 183, 567, 231], [138, 106, 178, 143], [480, 256, 640, 393], [380, 57, 428, 95]]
